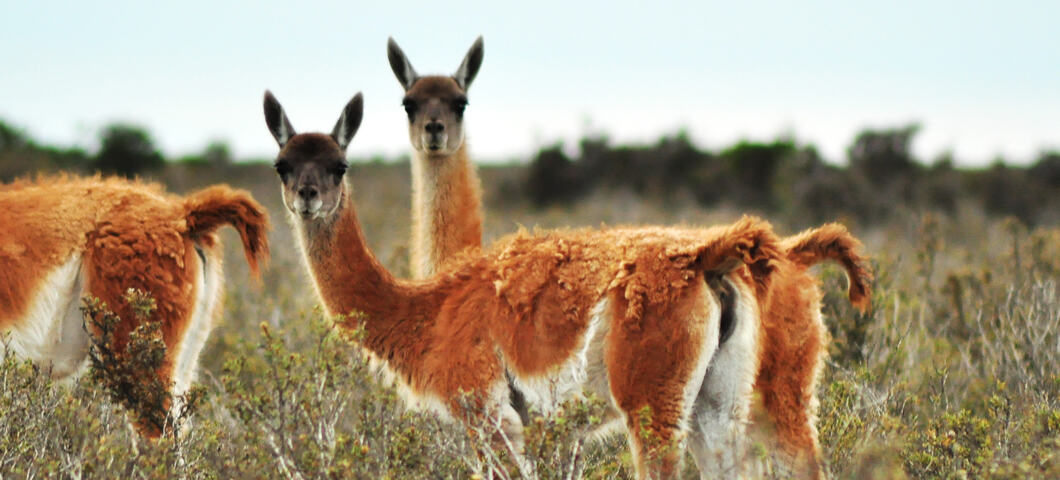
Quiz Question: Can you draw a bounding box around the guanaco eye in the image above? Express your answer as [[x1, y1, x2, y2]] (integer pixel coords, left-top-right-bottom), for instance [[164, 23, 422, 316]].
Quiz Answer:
[[453, 98, 468, 116], [402, 99, 417, 120], [328, 163, 348, 177], [274, 161, 292, 177]]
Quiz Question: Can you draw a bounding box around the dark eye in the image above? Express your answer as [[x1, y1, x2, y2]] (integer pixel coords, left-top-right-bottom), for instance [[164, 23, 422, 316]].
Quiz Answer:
[[453, 98, 468, 116], [274, 161, 292, 178], [328, 163, 348, 177], [402, 99, 417, 120]]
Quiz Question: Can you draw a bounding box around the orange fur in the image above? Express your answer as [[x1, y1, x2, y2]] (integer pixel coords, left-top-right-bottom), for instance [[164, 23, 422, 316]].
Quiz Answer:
[[266, 91, 872, 478], [405, 157, 874, 477], [747, 224, 873, 478], [391, 54, 872, 477], [183, 185, 270, 275], [782, 223, 873, 312], [419, 211, 870, 478], [0, 175, 269, 437], [409, 143, 872, 477], [288, 175, 779, 478], [421, 216, 870, 478]]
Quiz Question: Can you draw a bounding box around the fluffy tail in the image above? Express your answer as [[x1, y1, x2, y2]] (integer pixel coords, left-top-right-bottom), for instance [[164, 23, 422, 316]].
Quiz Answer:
[[183, 185, 270, 276], [781, 223, 872, 313]]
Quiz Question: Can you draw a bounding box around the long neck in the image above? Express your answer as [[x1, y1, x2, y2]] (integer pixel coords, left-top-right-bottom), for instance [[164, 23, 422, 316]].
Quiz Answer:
[[410, 142, 483, 279], [294, 184, 443, 374]]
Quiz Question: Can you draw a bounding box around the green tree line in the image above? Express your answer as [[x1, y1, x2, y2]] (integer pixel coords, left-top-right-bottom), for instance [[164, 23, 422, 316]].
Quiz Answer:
[[0, 120, 227, 180], [526, 126, 1060, 225]]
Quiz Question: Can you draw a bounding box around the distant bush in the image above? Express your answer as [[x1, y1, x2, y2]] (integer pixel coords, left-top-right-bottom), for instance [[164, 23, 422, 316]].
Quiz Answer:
[[177, 141, 234, 167], [0, 120, 26, 151], [526, 145, 580, 206], [93, 124, 164, 177], [0, 118, 89, 181], [847, 124, 922, 188]]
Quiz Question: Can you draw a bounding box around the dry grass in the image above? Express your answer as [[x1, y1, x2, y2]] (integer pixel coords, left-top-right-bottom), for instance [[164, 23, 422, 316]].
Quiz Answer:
[[1, 163, 1058, 479]]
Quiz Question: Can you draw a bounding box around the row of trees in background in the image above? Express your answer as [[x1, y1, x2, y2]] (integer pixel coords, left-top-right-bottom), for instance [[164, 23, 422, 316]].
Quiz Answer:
[[2, 118, 1058, 225], [526, 126, 1060, 225], [0, 120, 230, 180]]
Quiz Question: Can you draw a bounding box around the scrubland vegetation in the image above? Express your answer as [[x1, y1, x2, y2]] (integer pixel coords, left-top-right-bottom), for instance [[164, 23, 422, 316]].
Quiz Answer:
[[1, 120, 1058, 478]]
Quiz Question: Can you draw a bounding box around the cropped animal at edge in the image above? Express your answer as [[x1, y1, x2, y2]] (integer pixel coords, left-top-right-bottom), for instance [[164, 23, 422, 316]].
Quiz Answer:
[[0, 175, 269, 436]]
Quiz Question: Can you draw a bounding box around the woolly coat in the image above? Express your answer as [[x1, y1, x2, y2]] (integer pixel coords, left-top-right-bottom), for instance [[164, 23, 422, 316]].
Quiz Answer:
[[0, 176, 268, 389], [297, 187, 778, 428]]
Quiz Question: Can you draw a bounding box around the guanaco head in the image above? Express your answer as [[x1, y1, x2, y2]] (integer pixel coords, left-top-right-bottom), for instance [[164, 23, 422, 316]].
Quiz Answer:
[[387, 36, 483, 156], [263, 90, 363, 221]]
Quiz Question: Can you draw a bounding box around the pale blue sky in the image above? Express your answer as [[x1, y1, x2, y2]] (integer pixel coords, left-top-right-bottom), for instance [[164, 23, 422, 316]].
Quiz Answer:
[[2, 0, 1057, 165]]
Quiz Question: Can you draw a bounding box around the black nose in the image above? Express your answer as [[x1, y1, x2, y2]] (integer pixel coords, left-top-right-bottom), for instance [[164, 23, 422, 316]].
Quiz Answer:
[[425, 122, 444, 134], [298, 185, 318, 200]]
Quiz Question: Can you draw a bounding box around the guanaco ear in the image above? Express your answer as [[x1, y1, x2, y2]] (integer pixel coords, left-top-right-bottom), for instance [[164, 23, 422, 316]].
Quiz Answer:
[[263, 90, 296, 148], [453, 36, 484, 91], [331, 92, 364, 151], [387, 37, 419, 91]]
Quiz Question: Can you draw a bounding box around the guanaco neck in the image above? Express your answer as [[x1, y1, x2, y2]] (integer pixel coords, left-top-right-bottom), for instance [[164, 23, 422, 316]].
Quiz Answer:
[[410, 142, 483, 279], [293, 183, 444, 378]]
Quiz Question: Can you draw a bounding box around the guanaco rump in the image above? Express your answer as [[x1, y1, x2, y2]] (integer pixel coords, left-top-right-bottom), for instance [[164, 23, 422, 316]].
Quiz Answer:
[[0, 176, 269, 436], [263, 90, 870, 478], [388, 36, 872, 479], [388, 36, 485, 278]]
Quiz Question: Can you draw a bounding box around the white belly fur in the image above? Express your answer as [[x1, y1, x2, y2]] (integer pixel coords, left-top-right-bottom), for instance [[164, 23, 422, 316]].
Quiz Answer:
[[1, 254, 90, 380], [170, 247, 220, 401], [508, 288, 724, 440], [510, 298, 611, 415], [1, 247, 220, 413]]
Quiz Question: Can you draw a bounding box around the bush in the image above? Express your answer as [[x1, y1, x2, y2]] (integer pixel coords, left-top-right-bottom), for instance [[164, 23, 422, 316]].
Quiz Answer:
[[83, 289, 204, 437], [93, 124, 164, 177]]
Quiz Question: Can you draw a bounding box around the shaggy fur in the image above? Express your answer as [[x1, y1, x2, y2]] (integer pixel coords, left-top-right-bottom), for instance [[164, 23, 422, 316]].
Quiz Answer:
[[0, 175, 269, 436], [402, 152, 871, 479], [385, 37, 871, 480], [297, 189, 777, 479], [746, 223, 872, 478], [782, 223, 872, 311], [405, 185, 870, 478], [264, 94, 785, 479], [264, 93, 873, 479]]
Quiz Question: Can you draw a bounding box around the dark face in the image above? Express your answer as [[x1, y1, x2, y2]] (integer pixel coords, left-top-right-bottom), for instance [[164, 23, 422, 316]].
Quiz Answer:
[[273, 134, 348, 220], [387, 36, 482, 158], [402, 76, 468, 156], [263, 90, 362, 221]]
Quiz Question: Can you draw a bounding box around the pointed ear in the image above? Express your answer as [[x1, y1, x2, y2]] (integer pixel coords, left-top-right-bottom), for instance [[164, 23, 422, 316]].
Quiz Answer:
[[453, 36, 484, 91], [263, 90, 296, 148], [331, 92, 364, 151], [387, 37, 419, 91]]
